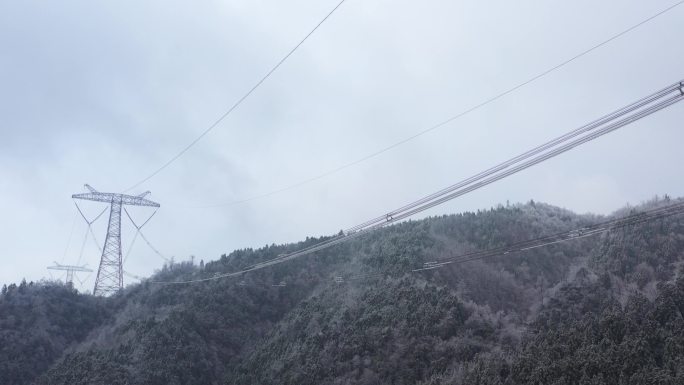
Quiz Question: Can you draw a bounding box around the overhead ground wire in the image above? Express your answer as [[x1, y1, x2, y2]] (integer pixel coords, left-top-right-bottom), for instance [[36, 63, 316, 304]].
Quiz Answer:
[[182, 1, 684, 209], [124, 0, 348, 192]]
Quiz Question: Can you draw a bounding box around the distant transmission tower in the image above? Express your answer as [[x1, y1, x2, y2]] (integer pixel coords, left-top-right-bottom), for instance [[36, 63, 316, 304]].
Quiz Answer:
[[47, 262, 93, 286], [73, 184, 160, 296]]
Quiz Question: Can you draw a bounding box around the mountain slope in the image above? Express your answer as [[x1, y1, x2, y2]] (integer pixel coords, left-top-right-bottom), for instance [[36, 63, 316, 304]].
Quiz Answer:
[[0, 282, 111, 385], [2, 197, 683, 384]]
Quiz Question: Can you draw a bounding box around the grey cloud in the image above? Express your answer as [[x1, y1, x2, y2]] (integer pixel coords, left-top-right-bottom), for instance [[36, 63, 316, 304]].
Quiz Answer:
[[1, 0, 683, 289]]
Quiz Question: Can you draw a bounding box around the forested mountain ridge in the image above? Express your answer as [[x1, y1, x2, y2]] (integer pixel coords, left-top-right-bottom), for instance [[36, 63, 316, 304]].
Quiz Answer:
[[2, 197, 684, 384]]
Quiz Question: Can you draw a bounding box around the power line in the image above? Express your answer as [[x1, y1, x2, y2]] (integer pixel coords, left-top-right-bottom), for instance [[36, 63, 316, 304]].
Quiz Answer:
[[122, 231, 140, 265], [73, 202, 109, 265], [413, 201, 684, 271], [137, 232, 170, 263], [122, 208, 146, 265], [183, 0, 684, 209], [124, 0, 348, 192], [123, 270, 145, 281], [60, 213, 78, 264], [150, 80, 684, 284], [335, 202, 684, 281], [144, 201, 684, 288], [356, 87, 683, 230], [345, 83, 683, 233], [82, 210, 163, 283], [233, 80, 684, 271], [123, 207, 170, 263], [76, 227, 90, 267]]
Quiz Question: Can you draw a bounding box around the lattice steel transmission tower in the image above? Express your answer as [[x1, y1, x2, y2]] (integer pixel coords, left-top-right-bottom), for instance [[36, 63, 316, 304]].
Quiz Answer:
[[47, 262, 93, 287], [73, 184, 160, 296]]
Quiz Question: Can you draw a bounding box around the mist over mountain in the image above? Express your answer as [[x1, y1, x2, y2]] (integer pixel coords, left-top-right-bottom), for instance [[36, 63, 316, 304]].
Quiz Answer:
[[2, 197, 684, 385]]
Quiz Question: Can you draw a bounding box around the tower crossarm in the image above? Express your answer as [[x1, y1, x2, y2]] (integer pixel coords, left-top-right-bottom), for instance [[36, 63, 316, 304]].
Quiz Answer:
[[47, 264, 93, 273], [72, 192, 160, 207]]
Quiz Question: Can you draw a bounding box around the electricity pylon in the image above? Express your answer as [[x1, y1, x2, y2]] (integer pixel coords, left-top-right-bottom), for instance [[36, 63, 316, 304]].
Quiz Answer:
[[72, 184, 160, 296], [47, 262, 92, 286]]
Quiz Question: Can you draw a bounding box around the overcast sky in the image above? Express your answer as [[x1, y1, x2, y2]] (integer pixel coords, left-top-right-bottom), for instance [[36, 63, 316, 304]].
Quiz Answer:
[[1, 0, 683, 291]]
